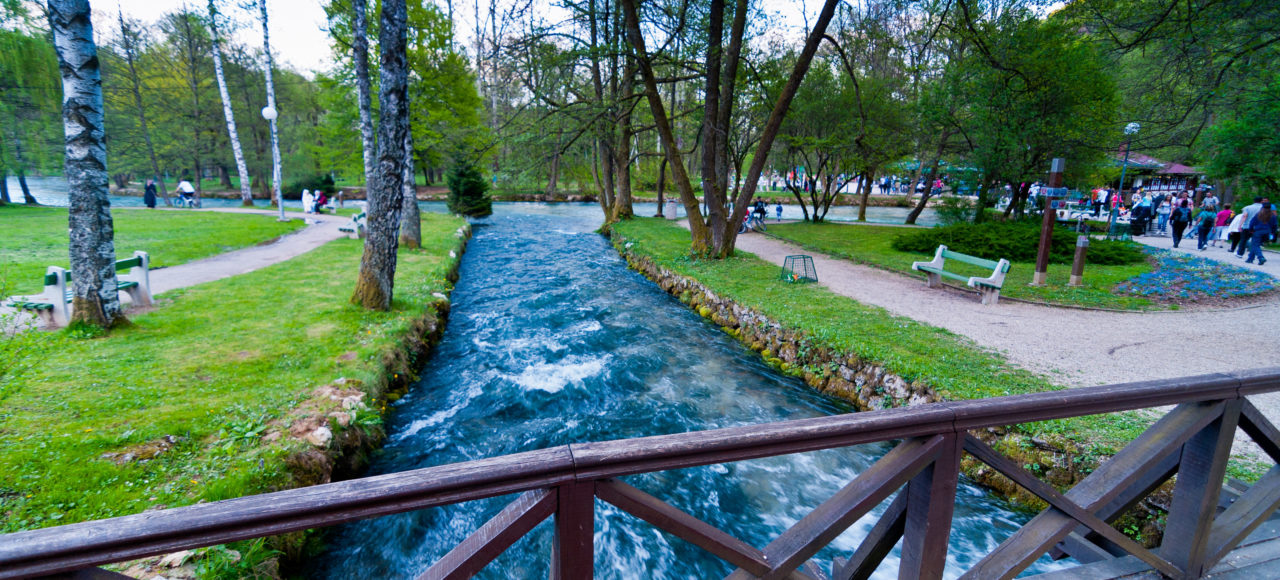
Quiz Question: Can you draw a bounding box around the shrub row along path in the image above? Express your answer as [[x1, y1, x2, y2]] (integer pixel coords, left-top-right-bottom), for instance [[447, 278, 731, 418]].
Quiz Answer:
[[720, 223, 1280, 458]]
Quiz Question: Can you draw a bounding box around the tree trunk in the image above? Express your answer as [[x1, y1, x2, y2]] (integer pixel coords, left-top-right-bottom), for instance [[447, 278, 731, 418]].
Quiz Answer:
[[0, 168, 9, 205], [208, 1, 255, 206], [49, 0, 124, 328], [858, 168, 877, 222], [905, 134, 950, 225], [353, 0, 376, 186], [621, 0, 841, 257], [399, 131, 421, 248], [352, 0, 409, 310], [259, 0, 284, 213], [11, 136, 38, 205], [654, 156, 667, 217]]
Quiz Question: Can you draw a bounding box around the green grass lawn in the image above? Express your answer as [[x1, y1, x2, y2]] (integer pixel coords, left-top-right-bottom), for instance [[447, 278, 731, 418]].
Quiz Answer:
[[0, 205, 305, 295], [765, 221, 1157, 310], [0, 212, 465, 538]]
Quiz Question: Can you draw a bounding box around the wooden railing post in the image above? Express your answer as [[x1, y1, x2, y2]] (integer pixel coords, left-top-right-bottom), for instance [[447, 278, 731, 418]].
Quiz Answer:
[[899, 434, 962, 579], [550, 481, 595, 579], [1161, 399, 1243, 577]]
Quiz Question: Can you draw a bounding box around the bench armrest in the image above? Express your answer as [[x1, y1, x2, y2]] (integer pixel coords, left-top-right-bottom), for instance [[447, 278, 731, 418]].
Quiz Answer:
[[967, 258, 1010, 289], [911, 244, 948, 273]]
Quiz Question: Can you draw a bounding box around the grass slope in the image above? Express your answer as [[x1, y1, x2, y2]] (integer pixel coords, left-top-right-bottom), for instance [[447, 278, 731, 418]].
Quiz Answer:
[[766, 221, 1155, 310], [0, 213, 464, 534], [0, 205, 304, 295]]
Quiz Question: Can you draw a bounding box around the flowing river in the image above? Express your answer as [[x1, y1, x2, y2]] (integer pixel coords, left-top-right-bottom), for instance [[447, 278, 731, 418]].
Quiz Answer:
[[312, 204, 1066, 578]]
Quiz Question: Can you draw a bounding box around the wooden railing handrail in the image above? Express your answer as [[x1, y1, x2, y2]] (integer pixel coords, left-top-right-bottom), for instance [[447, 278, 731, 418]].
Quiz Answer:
[[1, 368, 1277, 577]]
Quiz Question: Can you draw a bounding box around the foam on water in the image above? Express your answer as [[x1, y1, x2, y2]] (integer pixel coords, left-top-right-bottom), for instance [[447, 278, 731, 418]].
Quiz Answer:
[[314, 206, 1068, 579]]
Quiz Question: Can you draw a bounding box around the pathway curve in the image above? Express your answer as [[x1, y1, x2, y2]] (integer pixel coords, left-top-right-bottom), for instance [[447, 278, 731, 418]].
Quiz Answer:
[[723, 225, 1280, 457], [143, 208, 348, 294]]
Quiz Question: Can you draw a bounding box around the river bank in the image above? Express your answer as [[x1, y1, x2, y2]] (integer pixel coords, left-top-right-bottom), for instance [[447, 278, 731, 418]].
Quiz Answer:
[[608, 218, 1237, 545], [0, 212, 471, 578]]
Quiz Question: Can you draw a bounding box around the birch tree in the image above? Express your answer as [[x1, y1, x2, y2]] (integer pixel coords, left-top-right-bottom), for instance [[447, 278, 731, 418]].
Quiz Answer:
[[399, 129, 421, 248], [353, 0, 376, 184], [207, 0, 253, 205], [351, 0, 408, 309], [48, 0, 124, 328], [258, 0, 283, 210]]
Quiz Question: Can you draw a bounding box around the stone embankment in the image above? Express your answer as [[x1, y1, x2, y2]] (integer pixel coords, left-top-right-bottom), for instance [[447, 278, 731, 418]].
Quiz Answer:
[[613, 240, 1169, 544]]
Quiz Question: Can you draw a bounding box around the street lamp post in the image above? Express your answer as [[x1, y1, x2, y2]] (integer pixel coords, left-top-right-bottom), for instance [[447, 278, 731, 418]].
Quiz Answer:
[[1110, 122, 1140, 238], [261, 105, 283, 221]]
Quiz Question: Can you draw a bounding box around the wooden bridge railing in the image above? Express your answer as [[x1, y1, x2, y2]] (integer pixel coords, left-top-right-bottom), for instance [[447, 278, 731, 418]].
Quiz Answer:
[[3, 368, 1280, 579]]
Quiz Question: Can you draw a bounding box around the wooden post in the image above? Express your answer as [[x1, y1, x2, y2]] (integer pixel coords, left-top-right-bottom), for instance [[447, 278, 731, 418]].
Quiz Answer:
[[551, 481, 595, 579], [899, 434, 963, 579], [1069, 236, 1088, 287], [1161, 400, 1243, 576], [1032, 159, 1065, 286]]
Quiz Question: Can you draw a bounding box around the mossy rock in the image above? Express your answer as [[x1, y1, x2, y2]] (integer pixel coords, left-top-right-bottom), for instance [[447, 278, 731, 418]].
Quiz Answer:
[[698, 306, 712, 318]]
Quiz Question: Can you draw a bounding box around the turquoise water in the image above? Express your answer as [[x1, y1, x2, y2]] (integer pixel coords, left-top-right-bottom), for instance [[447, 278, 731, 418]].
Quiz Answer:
[[312, 204, 1066, 578]]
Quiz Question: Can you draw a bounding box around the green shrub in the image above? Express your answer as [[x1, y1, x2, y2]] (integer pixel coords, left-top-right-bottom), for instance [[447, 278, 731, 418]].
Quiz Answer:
[[891, 219, 1145, 265], [446, 156, 494, 218], [285, 174, 337, 199], [934, 196, 976, 225]]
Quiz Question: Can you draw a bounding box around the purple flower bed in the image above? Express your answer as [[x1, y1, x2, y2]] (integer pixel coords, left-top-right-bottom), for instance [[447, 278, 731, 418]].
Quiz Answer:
[[1115, 249, 1276, 301]]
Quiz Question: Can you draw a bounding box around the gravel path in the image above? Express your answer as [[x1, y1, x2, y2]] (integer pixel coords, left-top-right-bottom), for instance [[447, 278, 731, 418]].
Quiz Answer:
[[142, 208, 348, 294], [722, 225, 1280, 459]]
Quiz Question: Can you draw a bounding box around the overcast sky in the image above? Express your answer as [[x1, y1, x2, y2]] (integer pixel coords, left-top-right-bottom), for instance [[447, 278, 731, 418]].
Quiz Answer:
[[95, 0, 815, 78], [99, 0, 335, 74]]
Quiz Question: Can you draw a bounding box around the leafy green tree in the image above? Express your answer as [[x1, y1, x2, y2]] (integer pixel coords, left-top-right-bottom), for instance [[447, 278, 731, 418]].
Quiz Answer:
[[1205, 74, 1280, 194], [950, 12, 1119, 218], [446, 154, 493, 217]]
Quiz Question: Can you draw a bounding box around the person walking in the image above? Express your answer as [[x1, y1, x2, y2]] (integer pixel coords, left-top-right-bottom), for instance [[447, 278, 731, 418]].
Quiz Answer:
[[143, 179, 157, 209], [1236, 196, 1264, 258], [1194, 203, 1217, 250], [1169, 200, 1192, 248], [1213, 204, 1233, 248], [1226, 211, 1247, 254], [775, 201, 783, 222], [1246, 202, 1276, 265], [1155, 198, 1171, 235]]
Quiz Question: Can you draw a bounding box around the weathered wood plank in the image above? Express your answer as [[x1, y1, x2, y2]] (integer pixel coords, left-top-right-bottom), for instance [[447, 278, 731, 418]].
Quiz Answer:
[[961, 401, 1225, 580], [1051, 449, 1181, 562], [899, 435, 962, 579], [0, 447, 577, 579], [1240, 401, 1280, 464], [594, 479, 770, 575], [962, 435, 1179, 577], [1162, 399, 1242, 576], [832, 492, 907, 580], [751, 436, 943, 580], [418, 489, 556, 580], [551, 481, 594, 579], [44, 568, 134, 579], [1206, 466, 1280, 567]]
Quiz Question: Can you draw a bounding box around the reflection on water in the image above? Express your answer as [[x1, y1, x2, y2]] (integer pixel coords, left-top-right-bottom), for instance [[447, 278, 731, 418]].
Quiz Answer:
[[311, 204, 1064, 579]]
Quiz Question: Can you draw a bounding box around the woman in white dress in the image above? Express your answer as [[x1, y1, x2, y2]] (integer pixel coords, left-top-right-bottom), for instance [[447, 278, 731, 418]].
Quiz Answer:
[[301, 189, 314, 214]]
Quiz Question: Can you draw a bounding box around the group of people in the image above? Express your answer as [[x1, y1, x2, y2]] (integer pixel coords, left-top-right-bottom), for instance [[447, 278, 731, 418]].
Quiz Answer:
[[301, 189, 330, 214], [1129, 190, 1276, 265]]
